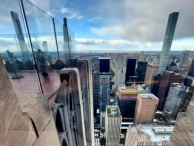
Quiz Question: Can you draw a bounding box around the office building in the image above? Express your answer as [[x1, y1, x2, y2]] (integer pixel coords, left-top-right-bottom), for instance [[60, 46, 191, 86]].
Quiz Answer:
[[163, 83, 188, 124], [99, 57, 110, 73], [94, 129, 100, 146], [178, 50, 190, 70], [100, 112, 106, 130], [136, 61, 148, 82], [93, 70, 99, 117], [139, 51, 145, 61], [118, 85, 150, 122], [145, 61, 160, 84], [115, 61, 123, 87], [157, 71, 182, 111], [158, 12, 179, 74], [125, 59, 136, 84], [105, 106, 122, 146], [168, 94, 194, 146], [125, 125, 173, 146], [99, 57, 111, 112], [118, 86, 138, 121], [152, 74, 162, 96], [182, 85, 194, 112], [134, 94, 159, 125], [184, 59, 194, 87], [11, 11, 30, 62]]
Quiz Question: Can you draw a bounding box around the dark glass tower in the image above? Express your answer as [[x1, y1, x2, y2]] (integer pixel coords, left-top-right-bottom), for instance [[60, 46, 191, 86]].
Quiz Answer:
[[125, 59, 136, 84], [136, 61, 148, 82]]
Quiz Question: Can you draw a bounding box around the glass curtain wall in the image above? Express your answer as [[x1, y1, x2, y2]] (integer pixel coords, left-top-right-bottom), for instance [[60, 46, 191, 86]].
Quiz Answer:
[[0, 0, 74, 98]]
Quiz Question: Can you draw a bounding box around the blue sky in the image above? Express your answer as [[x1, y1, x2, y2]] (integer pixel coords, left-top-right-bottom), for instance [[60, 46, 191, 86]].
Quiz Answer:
[[1, 0, 194, 52]]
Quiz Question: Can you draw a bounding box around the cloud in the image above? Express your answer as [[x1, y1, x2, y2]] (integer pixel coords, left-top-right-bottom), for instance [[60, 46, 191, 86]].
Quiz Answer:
[[60, 7, 83, 20], [60, 7, 69, 14], [88, 0, 194, 43], [75, 38, 194, 52]]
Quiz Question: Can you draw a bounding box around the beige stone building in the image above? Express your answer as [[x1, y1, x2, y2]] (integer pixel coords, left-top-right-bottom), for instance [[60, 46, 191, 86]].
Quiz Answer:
[[134, 94, 159, 125], [145, 61, 160, 83]]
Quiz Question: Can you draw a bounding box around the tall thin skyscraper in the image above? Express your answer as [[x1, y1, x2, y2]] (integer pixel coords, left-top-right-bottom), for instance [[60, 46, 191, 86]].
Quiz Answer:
[[158, 12, 179, 74], [11, 11, 30, 62]]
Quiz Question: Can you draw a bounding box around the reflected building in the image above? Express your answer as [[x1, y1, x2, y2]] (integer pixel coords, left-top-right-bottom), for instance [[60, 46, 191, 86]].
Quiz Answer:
[[10, 11, 30, 62], [158, 12, 179, 75], [42, 41, 49, 52]]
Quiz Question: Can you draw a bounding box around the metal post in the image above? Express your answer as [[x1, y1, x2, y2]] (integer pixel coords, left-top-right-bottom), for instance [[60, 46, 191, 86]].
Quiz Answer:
[[19, 0, 43, 94], [52, 18, 60, 60]]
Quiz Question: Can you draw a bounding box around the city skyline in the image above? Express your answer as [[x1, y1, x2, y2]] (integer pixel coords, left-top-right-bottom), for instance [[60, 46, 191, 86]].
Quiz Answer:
[[1, 0, 194, 52]]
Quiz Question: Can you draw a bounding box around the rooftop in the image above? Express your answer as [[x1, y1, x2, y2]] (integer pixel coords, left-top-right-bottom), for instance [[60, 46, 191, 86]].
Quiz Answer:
[[139, 94, 158, 100], [107, 106, 120, 117], [130, 125, 173, 142]]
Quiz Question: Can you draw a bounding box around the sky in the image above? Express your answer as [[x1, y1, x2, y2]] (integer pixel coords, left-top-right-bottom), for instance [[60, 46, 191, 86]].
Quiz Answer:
[[1, 0, 194, 52]]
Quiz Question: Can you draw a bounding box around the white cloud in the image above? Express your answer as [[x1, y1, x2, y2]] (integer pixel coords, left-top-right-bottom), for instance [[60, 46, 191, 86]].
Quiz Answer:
[[60, 7, 69, 14], [75, 38, 194, 52]]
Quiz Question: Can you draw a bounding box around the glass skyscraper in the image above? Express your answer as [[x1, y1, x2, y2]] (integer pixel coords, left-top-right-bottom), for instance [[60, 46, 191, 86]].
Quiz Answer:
[[158, 12, 179, 74]]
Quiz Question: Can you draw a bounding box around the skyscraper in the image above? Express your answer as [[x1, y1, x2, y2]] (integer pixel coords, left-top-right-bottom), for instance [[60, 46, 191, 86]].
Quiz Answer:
[[158, 12, 179, 74], [114, 61, 123, 87], [136, 61, 148, 82], [11, 11, 30, 62], [105, 106, 122, 146], [157, 71, 182, 111], [178, 50, 190, 70], [134, 94, 159, 125], [145, 60, 160, 83], [99, 57, 111, 112], [168, 94, 194, 146], [184, 59, 194, 87], [163, 83, 188, 124], [125, 59, 136, 84]]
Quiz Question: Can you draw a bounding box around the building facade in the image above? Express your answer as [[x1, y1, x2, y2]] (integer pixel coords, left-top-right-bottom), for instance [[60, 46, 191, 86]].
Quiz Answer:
[[99, 74, 111, 112], [178, 50, 190, 70], [136, 61, 148, 82], [134, 94, 159, 125], [157, 71, 182, 111], [115, 61, 123, 87], [158, 12, 179, 74], [125, 59, 136, 84], [145, 61, 160, 84], [163, 83, 188, 124], [105, 106, 122, 146]]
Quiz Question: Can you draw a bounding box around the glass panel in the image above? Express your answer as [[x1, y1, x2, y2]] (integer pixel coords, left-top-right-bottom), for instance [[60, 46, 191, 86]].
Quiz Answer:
[[22, 0, 61, 97], [0, 0, 42, 94]]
